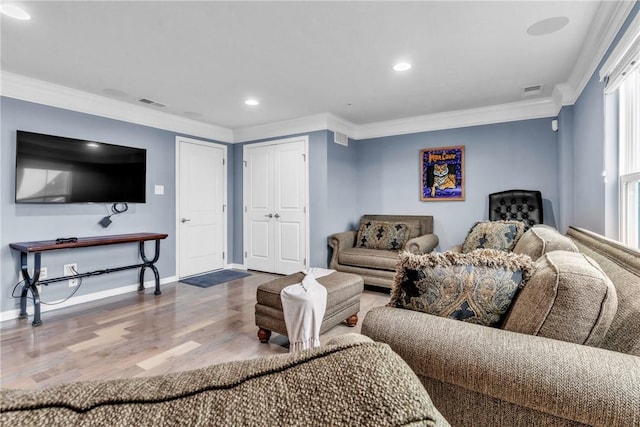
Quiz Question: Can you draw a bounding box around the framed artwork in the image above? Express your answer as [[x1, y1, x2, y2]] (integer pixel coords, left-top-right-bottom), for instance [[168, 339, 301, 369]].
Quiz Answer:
[[420, 145, 465, 201]]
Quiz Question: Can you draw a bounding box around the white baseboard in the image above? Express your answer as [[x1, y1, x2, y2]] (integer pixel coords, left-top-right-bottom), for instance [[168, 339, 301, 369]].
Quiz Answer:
[[226, 263, 247, 270], [0, 276, 178, 323]]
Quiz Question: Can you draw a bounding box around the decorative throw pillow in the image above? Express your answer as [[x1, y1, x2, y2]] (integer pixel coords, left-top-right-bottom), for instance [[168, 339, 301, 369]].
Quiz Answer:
[[461, 220, 525, 253], [502, 251, 617, 346], [356, 221, 410, 250], [389, 250, 534, 327], [512, 225, 578, 261]]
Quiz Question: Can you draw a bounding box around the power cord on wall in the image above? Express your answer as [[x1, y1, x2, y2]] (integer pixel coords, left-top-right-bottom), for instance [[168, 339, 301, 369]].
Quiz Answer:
[[11, 265, 84, 306], [99, 202, 129, 228]]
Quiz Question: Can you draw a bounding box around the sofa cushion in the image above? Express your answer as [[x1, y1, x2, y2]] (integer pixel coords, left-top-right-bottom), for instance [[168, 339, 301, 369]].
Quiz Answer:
[[338, 247, 399, 271], [356, 221, 410, 250], [389, 250, 534, 327], [513, 225, 578, 260], [502, 251, 618, 346], [461, 220, 525, 253], [0, 336, 450, 426], [360, 217, 425, 240]]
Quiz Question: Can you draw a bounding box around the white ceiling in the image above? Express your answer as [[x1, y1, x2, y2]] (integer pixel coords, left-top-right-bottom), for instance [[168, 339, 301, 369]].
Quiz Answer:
[[0, 1, 634, 141]]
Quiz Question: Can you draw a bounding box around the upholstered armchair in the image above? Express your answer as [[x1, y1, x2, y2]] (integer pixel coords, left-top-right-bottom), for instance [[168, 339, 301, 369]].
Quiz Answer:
[[488, 189, 543, 229], [328, 214, 438, 289]]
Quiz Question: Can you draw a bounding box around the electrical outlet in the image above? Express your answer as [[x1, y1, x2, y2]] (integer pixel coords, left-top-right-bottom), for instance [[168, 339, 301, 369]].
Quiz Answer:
[[64, 263, 78, 287]]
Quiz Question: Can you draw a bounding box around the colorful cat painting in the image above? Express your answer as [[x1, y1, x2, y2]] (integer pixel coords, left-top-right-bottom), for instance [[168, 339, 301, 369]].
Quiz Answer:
[[420, 145, 464, 201], [431, 163, 457, 197]]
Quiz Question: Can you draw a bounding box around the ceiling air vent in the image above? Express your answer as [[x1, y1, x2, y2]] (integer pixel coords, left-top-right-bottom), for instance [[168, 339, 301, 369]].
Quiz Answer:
[[522, 84, 543, 96], [137, 97, 167, 108], [334, 131, 348, 146]]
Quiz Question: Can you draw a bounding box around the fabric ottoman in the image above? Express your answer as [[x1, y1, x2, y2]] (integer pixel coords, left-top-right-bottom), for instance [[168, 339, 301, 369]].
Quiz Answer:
[[255, 271, 364, 343]]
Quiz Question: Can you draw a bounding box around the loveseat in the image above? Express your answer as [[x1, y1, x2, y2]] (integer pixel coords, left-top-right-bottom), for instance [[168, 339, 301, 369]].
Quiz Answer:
[[362, 226, 640, 426], [0, 334, 450, 426], [328, 214, 439, 288]]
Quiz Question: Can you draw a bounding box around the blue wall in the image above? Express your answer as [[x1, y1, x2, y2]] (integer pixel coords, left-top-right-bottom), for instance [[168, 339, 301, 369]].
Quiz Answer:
[[354, 118, 559, 250], [0, 97, 229, 314], [569, 2, 639, 236]]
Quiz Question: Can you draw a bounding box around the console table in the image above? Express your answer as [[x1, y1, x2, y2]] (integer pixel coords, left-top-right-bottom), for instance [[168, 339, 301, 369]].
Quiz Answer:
[[9, 232, 168, 326]]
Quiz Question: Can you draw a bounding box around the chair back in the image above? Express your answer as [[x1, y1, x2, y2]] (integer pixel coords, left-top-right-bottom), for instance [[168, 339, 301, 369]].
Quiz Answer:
[[488, 189, 543, 229]]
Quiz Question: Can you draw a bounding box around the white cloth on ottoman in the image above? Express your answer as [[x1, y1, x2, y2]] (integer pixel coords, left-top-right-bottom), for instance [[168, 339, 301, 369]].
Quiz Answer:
[[281, 268, 334, 352]]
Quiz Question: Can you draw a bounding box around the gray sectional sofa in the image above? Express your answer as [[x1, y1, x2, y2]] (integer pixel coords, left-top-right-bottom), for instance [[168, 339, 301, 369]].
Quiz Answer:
[[362, 226, 640, 426], [0, 334, 450, 426]]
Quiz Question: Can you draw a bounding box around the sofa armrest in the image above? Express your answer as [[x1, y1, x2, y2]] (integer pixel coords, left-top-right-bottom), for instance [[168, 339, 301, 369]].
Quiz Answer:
[[362, 306, 640, 426], [405, 233, 439, 254], [328, 231, 357, 268]]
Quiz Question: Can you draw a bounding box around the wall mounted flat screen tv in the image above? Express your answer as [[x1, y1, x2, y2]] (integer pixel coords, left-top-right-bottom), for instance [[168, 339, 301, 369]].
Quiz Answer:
[[15, 131, 146, 204]]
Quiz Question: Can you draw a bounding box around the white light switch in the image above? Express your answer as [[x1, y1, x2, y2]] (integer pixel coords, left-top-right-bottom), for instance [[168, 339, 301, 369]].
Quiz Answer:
[[154, 185, 165, 195]]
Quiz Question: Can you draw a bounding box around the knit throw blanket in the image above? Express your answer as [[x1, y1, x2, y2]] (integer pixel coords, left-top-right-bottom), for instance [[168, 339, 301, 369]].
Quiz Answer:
[[281, 268, 334, 352]]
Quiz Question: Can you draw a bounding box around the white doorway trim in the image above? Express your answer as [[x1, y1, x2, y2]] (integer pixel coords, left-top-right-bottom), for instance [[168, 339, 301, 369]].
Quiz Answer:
[[175, 136, 228, 278]]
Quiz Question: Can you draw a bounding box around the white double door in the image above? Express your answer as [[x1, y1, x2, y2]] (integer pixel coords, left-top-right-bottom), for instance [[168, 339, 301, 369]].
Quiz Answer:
[[244, 137, 308, 275], [177, 137, 227, 278]]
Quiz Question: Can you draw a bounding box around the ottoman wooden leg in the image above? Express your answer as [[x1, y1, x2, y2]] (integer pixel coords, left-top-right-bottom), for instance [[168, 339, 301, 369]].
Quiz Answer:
[[346, 314, 358, 327], [258, 328, 272, 343]]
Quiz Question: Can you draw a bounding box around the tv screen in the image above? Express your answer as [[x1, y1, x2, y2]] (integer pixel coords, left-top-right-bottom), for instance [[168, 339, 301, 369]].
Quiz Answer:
[[15, 131, 146, 204]]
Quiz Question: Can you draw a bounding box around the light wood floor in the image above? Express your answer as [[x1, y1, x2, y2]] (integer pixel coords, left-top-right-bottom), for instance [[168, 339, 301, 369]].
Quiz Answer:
[[0, 271, 389, 390]]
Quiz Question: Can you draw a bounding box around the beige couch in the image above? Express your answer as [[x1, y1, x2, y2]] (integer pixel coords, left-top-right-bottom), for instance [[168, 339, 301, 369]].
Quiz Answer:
[[362, 226, 640, 426], [1, 334, 450, 426], [329, 214, 439, 288]]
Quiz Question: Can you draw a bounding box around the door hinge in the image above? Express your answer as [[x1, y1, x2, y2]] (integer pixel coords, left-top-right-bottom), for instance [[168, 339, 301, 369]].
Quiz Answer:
[[222, 158, 225, 166], [302, 153, 306, 161], [244, 206, 247, 213], [304, 258, 307, 266], [222, 204, 226, 212], [243, 160, 247, 167], [222, 252, 225, 259], [303, 206, 306, 213]]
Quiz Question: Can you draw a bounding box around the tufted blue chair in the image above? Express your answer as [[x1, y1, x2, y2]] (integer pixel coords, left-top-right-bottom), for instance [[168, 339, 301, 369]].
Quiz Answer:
[[488, 189, 543, 230]]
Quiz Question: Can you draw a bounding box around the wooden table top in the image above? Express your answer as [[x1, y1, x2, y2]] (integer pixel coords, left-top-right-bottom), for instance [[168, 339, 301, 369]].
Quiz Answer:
[[9, 233, 168, 253]]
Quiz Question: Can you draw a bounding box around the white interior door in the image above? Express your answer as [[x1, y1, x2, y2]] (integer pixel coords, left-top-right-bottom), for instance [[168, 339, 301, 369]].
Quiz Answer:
[[273, 141, 307, 274], [245, 145, 275, 273], [177, 137, 226, 278], [244, 137, 308, 274]]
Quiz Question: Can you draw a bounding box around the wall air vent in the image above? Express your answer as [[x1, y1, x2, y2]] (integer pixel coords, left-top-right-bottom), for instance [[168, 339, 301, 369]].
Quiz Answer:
[[334, 131, 349, 146], [137, 97, 167, 108], [522, 84, 543, 96]]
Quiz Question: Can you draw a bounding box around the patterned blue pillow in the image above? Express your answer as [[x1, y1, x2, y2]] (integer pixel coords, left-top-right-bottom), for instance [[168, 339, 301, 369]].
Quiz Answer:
[[389, 250, 534, 327], [461, 220, 525, 253]]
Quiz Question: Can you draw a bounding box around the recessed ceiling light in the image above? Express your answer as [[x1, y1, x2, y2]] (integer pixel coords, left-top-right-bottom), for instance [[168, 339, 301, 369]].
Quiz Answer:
[[393, 62, 412, 72], [527, 16, 569, 36], [245, 99, 259, 106], [0, 5, 31, 20]]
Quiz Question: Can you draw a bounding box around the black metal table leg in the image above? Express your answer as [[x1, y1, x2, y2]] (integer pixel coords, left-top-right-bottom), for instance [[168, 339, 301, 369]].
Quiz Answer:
[[19, 251, 42, 326], [139, 240, 162, 295]]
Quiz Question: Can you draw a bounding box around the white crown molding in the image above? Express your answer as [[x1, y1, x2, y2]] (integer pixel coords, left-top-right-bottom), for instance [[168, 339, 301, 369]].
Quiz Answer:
[[599, 6, 640, 91], [352, 97, 561, 140], [564, 0, 636, 105], [232, 113, 338, 143], [0, 71, 234, 143]]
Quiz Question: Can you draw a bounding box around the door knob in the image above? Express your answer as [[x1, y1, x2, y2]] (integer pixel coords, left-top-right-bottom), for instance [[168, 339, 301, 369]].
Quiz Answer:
[[265, 214, 273, 218], [181, 218, 191, 223], [274, 213, 280, 218]]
